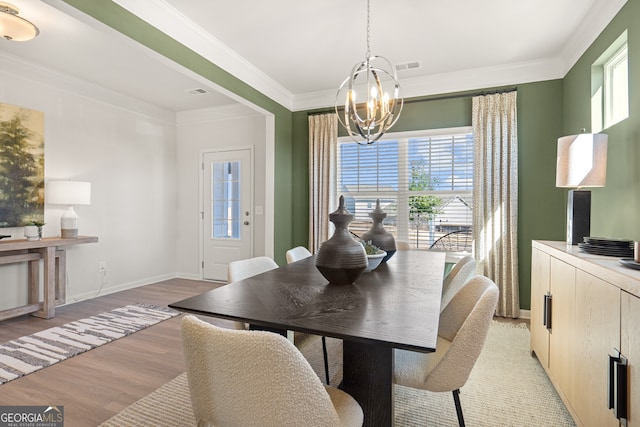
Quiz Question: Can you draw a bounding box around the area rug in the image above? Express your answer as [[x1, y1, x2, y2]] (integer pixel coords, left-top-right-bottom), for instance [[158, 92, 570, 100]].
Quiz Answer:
[[0, 303, 179, 385], [101, 321, 576, 426]]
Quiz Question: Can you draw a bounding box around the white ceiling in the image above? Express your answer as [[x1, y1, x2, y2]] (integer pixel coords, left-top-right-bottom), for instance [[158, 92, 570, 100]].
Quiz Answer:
[[0, 0, 628, 113]]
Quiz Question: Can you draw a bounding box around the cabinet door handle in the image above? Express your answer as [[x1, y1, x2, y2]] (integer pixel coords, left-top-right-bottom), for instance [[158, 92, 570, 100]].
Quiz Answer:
[[608, 349, 628, 422], [543, 293, 552, 330]]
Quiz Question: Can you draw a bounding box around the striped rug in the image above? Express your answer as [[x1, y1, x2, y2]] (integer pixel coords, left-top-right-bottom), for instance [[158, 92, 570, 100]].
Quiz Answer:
[[0, 303, 180, 385]]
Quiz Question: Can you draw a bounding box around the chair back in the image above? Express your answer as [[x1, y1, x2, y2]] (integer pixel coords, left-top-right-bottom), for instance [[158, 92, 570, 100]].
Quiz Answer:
[[286, 246, 312, 264], [429, 229, 473, 252], [426, 276, 499, 392], [181, 315, 345, 427], [440, 256, 477, 312], [396, 241, 411, 251], [228, 256, 278, 283]]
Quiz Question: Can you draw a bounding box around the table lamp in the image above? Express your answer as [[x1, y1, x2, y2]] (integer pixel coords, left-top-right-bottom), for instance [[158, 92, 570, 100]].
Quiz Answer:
[[46, 180, 91, 238], [555, 133, 607, 245]]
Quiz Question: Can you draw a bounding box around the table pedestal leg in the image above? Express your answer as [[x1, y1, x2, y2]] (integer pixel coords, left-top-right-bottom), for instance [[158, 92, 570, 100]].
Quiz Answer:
[[342, 340, 394, 427]]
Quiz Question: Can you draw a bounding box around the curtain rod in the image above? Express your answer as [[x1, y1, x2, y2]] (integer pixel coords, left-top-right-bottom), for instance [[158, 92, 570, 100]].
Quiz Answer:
[[404, 86, 518, 105], [307, 86, 518, 116]]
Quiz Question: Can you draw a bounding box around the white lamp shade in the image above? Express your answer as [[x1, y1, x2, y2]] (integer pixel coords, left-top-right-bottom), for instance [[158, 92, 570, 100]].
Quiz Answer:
[[46, 181, 91, 205], [556, 133, 608, 188]]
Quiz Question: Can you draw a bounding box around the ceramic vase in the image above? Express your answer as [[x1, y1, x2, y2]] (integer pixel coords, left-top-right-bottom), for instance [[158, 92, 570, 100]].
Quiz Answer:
[[361, 199, 396, 262], [315, 195, 367, 284], [24, 226, 40, 241]]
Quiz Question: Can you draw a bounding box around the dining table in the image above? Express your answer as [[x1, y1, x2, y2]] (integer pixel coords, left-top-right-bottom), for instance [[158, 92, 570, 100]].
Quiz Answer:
[[169, 249, 446, 427]]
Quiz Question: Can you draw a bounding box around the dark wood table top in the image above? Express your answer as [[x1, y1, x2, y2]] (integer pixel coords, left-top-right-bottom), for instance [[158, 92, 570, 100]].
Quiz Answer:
[[170, 250, 446, 352]]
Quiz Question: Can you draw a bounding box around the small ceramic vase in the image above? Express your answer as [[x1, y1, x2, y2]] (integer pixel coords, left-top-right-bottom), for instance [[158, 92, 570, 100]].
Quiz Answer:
[[24, 225, 40, 241], [361, 199, 396, 262], [315, 196, 367, 284]]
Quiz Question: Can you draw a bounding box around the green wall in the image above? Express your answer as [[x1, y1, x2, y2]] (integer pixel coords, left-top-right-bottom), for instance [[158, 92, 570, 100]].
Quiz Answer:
[[293, 85, 566, 310], [563, 0, 640, 243]]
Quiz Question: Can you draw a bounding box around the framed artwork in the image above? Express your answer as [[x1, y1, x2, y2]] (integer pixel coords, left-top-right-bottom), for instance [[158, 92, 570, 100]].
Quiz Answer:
[[0, 103, 44, 227]]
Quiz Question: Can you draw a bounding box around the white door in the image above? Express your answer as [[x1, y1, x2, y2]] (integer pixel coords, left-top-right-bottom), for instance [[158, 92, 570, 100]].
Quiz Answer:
[[202, 149, 253, 281]]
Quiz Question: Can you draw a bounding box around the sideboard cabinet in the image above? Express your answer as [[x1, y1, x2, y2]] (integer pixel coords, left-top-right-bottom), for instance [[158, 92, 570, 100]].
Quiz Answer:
[[531, 240, 639, 427]]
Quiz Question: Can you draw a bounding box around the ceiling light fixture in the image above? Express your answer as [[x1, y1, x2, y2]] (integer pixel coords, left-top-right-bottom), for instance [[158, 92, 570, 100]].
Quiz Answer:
[[0, 2, 39, 41], [335, 0, 403, 145]]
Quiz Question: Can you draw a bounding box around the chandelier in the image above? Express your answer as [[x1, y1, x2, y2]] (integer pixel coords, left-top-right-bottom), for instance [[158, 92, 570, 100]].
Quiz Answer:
[[335, 0, 403, 145]]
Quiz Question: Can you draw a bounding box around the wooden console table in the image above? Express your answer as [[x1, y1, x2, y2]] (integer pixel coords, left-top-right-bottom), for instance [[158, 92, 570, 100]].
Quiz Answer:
[[0, 236, 98, 320]]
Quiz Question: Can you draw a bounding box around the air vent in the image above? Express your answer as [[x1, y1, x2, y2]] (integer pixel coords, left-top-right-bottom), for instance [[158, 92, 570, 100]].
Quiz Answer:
[[395, 61, 422, 71], [187, 88, 210, 95]]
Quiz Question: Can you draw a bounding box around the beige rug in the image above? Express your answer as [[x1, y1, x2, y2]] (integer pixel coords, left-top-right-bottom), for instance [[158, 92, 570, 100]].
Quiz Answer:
[[101, 321, 575, 426]]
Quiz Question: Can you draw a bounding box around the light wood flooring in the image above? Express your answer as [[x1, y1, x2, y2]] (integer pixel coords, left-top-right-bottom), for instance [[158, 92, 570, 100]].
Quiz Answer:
[[0, 278, 529, 427], [0, 278, 227, 427]]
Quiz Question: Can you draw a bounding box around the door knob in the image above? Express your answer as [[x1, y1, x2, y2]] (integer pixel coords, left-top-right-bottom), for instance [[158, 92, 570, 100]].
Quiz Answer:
[[244, 221, 250, 225]]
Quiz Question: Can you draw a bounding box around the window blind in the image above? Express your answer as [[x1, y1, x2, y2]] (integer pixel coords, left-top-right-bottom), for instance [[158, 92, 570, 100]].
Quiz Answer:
[[336, 130, 474, 248]]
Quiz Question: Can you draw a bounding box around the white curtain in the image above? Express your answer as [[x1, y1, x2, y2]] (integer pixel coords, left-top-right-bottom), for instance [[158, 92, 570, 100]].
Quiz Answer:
[[308, 113, 337, 253], [472, 91, 520, 318]]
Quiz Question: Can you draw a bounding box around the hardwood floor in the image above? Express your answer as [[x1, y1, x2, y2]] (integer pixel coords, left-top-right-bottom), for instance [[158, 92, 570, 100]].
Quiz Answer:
[[0, 278, 228, 427]]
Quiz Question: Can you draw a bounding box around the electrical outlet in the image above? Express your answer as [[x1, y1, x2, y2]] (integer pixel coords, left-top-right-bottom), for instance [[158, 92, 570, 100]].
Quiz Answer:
[[99, 261, 107, 272]]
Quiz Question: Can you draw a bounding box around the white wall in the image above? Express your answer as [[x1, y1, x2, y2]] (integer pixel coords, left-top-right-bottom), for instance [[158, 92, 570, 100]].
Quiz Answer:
[[0, 55, 178, 310], [175, 106, 268, 279]]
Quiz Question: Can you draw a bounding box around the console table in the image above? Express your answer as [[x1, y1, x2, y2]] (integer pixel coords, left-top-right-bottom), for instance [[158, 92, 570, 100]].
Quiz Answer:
[[0, 236, 98, 321]]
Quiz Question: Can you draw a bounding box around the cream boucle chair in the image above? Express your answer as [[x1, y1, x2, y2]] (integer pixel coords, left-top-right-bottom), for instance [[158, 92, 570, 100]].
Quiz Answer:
[[285, 246, 331, 385], [181, 315, 364, 427], [396, 240, 411, 250], [394, 275, 499, 427], [285, 246, 312, 264], [227, 256, 279, 330], [440, 256, 477, 313]]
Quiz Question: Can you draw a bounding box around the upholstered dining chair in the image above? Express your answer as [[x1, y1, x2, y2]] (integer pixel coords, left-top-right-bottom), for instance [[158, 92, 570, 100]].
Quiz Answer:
[[227, 256, 279, 330], [285, 246, 331, 385], [285, 245, 312, 264], [181, 315, 364, 427], [396, 240, 412, 250], [394, 275, 499, 427], [440, 256, 477, 313]]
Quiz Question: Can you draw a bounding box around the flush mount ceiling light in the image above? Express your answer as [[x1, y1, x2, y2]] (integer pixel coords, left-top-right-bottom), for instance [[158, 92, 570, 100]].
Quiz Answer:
[[335, 0, 403, 145], [0, 2, 39, 41]]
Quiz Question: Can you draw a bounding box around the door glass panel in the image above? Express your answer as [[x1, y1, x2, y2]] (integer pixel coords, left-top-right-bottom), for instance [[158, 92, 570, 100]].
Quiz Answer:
[[211, 160, 241, 239]]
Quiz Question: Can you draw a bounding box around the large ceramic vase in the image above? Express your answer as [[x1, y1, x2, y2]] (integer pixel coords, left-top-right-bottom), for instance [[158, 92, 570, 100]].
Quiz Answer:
[[315, 196, 367, 284], [361, 199, 396, 262]]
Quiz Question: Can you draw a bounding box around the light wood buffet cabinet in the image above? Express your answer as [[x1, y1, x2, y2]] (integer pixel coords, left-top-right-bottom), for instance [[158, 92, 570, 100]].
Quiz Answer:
[[531, 240, 639, 427]]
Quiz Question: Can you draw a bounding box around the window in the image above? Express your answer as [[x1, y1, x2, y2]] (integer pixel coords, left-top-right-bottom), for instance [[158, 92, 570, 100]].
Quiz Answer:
[[604, 43, 628, 128], [336, 127, 474, 249], [211, 160, 241, 239], [592, 31, 628, 132]]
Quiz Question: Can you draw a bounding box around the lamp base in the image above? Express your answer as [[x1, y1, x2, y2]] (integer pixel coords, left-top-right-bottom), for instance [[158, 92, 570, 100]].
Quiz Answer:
[[61, 228, 78, 239], [60, 206, 79, 239], [566, 189, 591, 245]]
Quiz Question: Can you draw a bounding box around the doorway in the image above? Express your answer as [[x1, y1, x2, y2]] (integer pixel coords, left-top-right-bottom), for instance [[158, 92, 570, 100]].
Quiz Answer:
[[202, 148, 253, 281]]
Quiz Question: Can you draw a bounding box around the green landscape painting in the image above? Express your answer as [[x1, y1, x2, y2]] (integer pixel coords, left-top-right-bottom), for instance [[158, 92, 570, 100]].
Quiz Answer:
[[0, 103, 44, 228]]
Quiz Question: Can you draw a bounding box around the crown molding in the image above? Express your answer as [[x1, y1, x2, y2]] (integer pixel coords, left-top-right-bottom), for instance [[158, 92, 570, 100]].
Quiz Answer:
[[177, 104, 262, 126], [0, 51, 176, 123], [110, 0, 295, 111], [64, 0, 627, 113], [558, 0, 627, 74], [292, 57, 566, 111]]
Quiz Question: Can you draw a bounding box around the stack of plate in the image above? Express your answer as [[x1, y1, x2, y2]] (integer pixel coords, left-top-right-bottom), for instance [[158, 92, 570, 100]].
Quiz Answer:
[[578, 237, 634, 257]]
